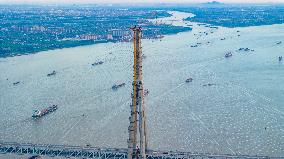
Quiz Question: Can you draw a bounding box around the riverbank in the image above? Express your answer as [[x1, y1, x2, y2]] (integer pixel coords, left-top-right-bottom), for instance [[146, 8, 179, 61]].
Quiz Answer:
[[0, 6, 192, 58], [177, 5, 284, 28]]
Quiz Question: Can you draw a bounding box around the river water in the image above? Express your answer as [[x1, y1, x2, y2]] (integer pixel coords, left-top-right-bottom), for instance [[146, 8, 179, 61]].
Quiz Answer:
[[0, 11, 283, 157]]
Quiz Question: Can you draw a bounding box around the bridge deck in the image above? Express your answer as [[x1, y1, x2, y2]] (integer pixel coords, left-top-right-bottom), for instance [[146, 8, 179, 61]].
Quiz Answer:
[[0, 142, 282, 159]]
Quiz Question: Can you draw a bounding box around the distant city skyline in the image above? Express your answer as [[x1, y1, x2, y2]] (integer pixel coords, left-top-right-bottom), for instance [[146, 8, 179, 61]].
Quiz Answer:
[[0, 0, 283, 4]]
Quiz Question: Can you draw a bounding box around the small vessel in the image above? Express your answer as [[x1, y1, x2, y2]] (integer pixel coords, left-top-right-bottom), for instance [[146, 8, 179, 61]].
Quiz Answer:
[[238, 48, 252, 52], [185, 78, 193, 83], [276, 41, 282, 45], [203, 83, 216, 87], [92, 61, 104, 66], [47, 70, 56, 77], [13, 81, 20, 85], [220, 38, 226, 40], [144, 89, 149, 96], [225, 52, 233, 58], [210, 26, 218, 29], [112, 83, 125, 90], [279, 56, 283, 61], [32, 105, 58, 118], [28, 155, 42, 159], [244, 48, 249, 51]]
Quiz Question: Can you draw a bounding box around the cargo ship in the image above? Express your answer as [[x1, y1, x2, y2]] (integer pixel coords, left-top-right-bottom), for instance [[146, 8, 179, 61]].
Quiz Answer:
[[47, 70, 56, 77], [185, 78, 193, 83], [225, 52, 233, 58], [92, 61, 104, 66], [112, 83, 125, 90], [32, 105, 58, 118], [13, 81, 20, 85]]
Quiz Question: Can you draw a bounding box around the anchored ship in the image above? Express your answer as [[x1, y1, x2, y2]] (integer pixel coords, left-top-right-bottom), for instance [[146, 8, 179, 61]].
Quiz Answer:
[[112, 83, 125, 90], [32, 105, 58, 118], [92, 61, 104, 66], [185, 77, 193, 83], [47, 70, 56, 77], [225, 52, 233, 58]]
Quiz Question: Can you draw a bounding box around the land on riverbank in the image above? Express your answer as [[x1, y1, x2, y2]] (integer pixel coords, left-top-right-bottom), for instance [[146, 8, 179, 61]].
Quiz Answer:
[[1, 4, 284, 58], [176, 4, 284, 28], [0, 5, 191, 58]]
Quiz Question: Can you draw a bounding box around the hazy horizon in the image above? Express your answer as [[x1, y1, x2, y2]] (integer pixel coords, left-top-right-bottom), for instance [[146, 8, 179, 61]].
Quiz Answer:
[[0, 0, 284, 4]]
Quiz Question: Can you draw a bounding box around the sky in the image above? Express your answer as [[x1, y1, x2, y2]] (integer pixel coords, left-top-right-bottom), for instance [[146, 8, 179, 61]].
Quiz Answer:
[[0, 0, 283, 4]]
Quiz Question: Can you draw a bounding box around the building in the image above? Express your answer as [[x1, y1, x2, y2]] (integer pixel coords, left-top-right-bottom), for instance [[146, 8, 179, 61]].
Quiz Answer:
[[109, 29, 130, 39]]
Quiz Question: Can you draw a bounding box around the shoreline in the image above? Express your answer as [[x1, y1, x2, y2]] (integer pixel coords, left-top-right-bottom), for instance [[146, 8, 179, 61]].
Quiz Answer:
[[0, 29, 192, 59], [2, 9, 284, 59], [0, 11, 194, 59]]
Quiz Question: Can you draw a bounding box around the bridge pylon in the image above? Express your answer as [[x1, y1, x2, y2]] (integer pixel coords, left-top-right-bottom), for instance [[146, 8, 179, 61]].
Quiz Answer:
[[128, 26, 147, 159]]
